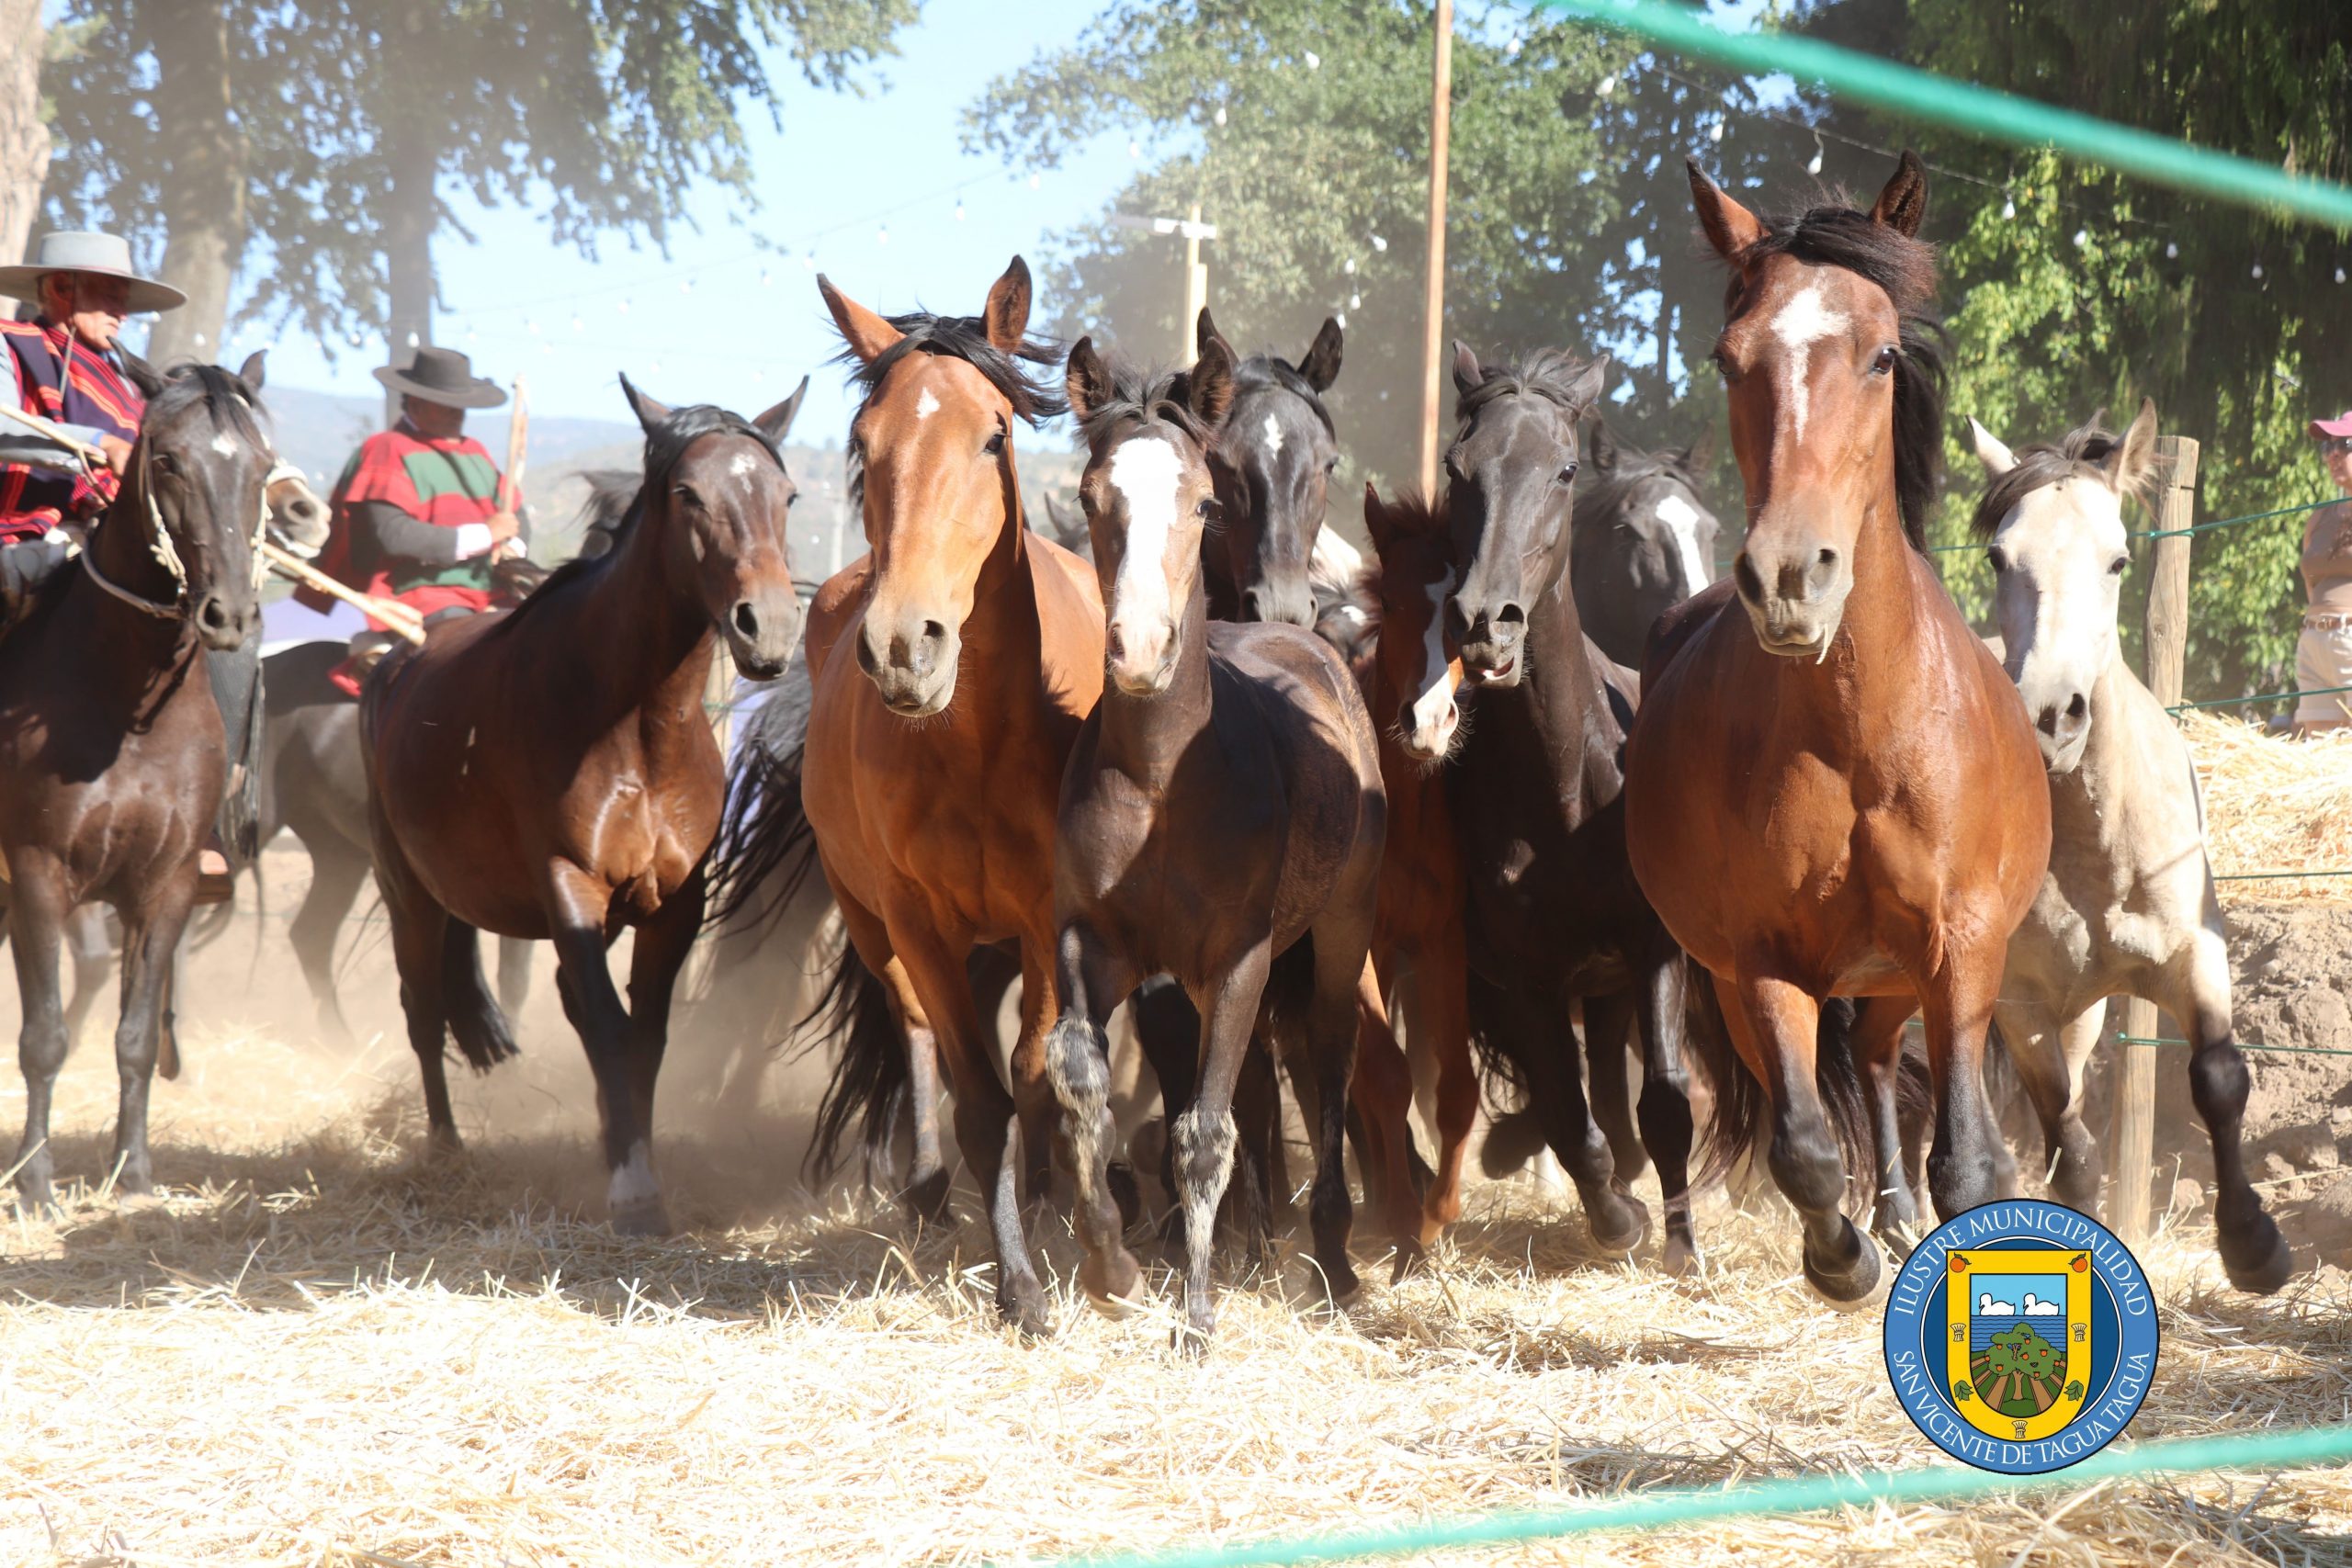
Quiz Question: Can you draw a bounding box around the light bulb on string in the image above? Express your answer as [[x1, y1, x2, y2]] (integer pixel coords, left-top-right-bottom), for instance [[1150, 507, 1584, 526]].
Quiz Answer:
[[1349, 292, 1361, 310], [1334, 310, 1346, 328], [2338, 266, 2346, 285], [954, 199, 966, 221], [1709, 119, 1724, 144], [1806, 135, 1823, 176], [466, 329, 478, 344], [2073, 229, 2088, 248], [1370, 234, 1387, 252], [758, 269, 771, 288], [1343, 257, 1355, 275], [2253, 262, 2265, 279], [1127, 140, 1140, 158], [570, 315, 582, 333], [2165, 242, 2178, 260], [2002, 194, 2016, 220], [1597, 74, 1616, 97], [406, 331, 420, 348], [193, 332, 209, 348], [804, 254, 817, 272], [680, 279, 694, 296], [1214, 105, 1227, 127], [1505, 34, 1521, 57], [876, 225, 889, 246], [1305, 50, 1319, 70], [1028, 173, 1041, 190]]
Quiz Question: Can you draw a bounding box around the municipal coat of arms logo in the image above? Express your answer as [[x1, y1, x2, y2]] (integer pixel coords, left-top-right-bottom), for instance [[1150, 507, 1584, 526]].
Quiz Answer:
[[1883, 1200, 2160, 1473]]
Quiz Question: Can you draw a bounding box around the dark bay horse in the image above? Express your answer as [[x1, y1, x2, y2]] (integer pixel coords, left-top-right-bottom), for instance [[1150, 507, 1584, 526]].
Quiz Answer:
[[1047, 337, 1385, 1347], [1442, 343, 1708, 1274], [786, 257, 1104, 1335], [1196, 308, 1342, 629], [363, 378, 803, 1232], [2, 358, 272, 1208], [1625, 154, 2052, 1306], [1571, 423, 1722, 667]]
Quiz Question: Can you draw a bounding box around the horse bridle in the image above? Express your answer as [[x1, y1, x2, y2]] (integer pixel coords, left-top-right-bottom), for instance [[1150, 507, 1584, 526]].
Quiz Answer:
[[78, 434, 277, 622]]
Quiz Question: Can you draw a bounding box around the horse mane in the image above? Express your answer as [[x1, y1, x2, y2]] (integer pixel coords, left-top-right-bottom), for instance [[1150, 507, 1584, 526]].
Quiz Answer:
[[1455, 347, 1605, 423], [1733, 203, 1948, 553], [576, 468, 640, 539], [1967, 414, 2145, 541], [840, 310, 1066, 425], [1231, 352, 1336, 437], [1073, 352, 1214, 451], [143, 362, 268, 452], [1577, 426, 1703, 525], [497, 403, 782, 626]]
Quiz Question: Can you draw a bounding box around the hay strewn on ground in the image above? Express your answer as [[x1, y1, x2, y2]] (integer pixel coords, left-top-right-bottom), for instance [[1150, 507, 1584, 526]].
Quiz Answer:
[[2186, 711, 2352, 903], [4, 1015, 2349, 1568]]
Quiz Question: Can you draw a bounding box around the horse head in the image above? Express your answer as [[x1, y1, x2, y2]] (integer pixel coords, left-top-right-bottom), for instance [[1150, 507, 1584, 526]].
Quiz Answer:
[[1570, 419, 1722, 664], [616, 372, 806, 680], [1197, 307, 1340, 629], [821, 255, 1063, 717], [1689, 151, 1945, 662], [1065, 333, 1235, 695], [114, 353, 277, 651], [1969, 400, 2158, 773], [1363, 482, 1464, 761], [1442, 343, 1609, 686]]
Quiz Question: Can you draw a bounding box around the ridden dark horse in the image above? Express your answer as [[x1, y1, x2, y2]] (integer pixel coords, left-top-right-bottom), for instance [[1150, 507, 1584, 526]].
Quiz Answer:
[[1570, 422, 1723, 668], [1, 359, 272, 1208], [363, 379, 803, 1229], [1442, 344, 1710, 1273], [1047, 337, 1385, 1348], [1626, 154, 2053, 1306]]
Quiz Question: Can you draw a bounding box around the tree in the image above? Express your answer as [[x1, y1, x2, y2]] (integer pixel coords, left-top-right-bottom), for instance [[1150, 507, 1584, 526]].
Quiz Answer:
[[0, 0, 51, 266], [41, 1, 917, 393]]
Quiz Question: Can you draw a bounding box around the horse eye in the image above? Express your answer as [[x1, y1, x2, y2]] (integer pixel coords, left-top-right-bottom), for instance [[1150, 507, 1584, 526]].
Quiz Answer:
[[1871, 345, 1899, 377], [1194, 496, 1219, 521], [1323, 457, 1339, 474], [1557, 461, 1580, 485], [2109, 555, 2130, 576], [1711, 347, 1739, 385], [982, 429, 1006, 457], [1986, 546, 2008, 573]]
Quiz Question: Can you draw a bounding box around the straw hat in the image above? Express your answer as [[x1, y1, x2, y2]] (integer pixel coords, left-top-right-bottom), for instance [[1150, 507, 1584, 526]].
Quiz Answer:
[[0, 231, 187, 314]]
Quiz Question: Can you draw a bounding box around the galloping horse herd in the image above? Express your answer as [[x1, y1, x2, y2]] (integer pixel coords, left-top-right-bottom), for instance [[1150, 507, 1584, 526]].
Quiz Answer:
[[4, 152, 2297, 1352]]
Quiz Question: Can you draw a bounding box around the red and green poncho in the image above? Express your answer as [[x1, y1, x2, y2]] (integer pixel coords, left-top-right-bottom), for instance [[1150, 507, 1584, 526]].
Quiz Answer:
[[0, 318, 145, 543], [303, 422, 514, 622]]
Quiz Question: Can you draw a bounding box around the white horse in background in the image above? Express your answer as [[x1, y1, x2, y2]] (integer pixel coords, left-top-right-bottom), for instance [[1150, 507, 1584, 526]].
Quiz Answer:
[[1947, 400, 2290, 1293]]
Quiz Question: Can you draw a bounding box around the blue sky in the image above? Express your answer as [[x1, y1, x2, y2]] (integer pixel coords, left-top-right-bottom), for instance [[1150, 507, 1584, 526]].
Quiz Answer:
[[236, 0, 1137, 443]]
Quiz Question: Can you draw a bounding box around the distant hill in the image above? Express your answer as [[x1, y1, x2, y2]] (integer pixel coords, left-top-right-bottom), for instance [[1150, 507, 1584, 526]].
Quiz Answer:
[[257, 383, 1084, 575]]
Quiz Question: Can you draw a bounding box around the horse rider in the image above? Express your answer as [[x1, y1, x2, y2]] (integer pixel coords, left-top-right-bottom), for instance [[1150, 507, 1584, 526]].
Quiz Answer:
[[300, 344, 526, 659]]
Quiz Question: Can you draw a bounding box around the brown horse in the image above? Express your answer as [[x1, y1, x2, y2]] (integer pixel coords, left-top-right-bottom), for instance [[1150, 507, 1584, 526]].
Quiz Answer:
[[1625, 154, 2052, 1305], [790, 256, 1103, 1335], [1357, 484, 1477, 1244], [2, 357, 273, 1209], [1047, 336, 1385, 1348], [363, 379, 804, 1232]]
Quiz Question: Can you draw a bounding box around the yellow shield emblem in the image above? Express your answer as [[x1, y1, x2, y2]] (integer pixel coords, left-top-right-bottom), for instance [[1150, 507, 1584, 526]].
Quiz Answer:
[[1945, 1249, 2091, 1441]]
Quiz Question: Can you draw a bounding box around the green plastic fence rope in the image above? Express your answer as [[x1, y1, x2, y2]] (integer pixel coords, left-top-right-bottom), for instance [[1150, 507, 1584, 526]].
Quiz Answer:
[[2117, 1033, 2352, 1057], [1033, 1425, 2352, 1568], [2169, 682, 2352, 713], [1537, 0, 2352, 227]]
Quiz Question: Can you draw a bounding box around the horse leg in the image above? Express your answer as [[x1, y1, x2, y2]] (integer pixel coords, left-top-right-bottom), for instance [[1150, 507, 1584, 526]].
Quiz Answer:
[[497, 937, 534, 1021], [1720, 970, 1879, 1308], [62, 905, 116, 1045], [1130, 976, 1201, 1247], [2161, 935, 2291, 1293], [1172, 940, 1272, 1352], [1512, 982, 1647, 1257], [1848, 997, 1921, 1257], [889, 908, 1049, 1336], [288, 835, 368, 1045], [1998, 998, 2100, 1212], [107, 889, 197, 1198], [1419, 932, 1478, 1243], [1226, 1039, 1283, 1269], [1633, 953, 1702, 1276], [1918, 953, 2006, 1223], [1348, 960, 1424, 1270], [1583, 989, 1645, 1189], [7, 863, 73, 1212], [1301, 921, 1374, 1304], [542, 863, 667, 1235], [1044, 919, 1143, 1313], [617, 868, 703, 1226]]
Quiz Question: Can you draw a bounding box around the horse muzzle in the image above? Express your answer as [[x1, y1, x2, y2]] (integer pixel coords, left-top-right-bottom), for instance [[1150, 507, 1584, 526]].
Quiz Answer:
[[193, 591, 256, 653], [1238, 578, 1316, 629], [1105, 619, 1176, 697], [721, 590, 802, 682], [856, 617, 958, 717], [1734, 542, 1851, 661]]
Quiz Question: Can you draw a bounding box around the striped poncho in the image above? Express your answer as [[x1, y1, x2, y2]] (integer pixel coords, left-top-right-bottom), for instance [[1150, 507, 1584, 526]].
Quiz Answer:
[[302, 421, 513, 618], [0, 318, 145, 543]]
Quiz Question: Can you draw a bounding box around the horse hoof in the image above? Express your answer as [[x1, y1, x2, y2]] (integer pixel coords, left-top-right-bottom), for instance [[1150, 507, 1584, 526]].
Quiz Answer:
[[1804, 1224, 1885, 1312], [1389, 1241, 1427, 1287], [1171, 1317, 1215, 1358], [610, 1197, 673, 1237], [1661, 1233, 1704, 1279], [1107, 1160, 1143, 1231], [1080, 1247, 1143, 1312], [901, 1168, 955, 1225], [425, 1127, 467, 1160], [1001, 1283, 1054, 1339], [1317, 1256, 1363, 1305], [2222, 1219, 2294, 1296], [1589, 1189, 1651, 1258]]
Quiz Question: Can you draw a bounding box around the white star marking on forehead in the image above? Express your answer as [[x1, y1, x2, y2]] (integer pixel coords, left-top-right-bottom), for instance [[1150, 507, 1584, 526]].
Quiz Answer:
[[1768, 282, 1849, 442], [729, 450, 761, 479], [210, 433, 241, 457], [1262, 412, 1283, 458], [1654, 491, 1711, 595], [915, 388, 941, 421]]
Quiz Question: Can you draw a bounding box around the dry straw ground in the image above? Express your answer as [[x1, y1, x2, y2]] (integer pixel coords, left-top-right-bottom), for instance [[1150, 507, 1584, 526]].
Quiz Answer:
[[2185, 713, 2352, 903], [3, 884, 2349, 1568]]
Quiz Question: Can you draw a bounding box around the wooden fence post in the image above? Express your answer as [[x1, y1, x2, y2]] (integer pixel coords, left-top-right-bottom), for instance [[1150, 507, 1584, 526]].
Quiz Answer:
[[2110, 434, 2198, 1245]]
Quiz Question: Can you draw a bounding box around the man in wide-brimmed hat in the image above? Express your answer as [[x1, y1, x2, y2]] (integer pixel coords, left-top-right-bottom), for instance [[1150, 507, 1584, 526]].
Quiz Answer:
[[0, 230, 184, 548], [2292, 409, 2352, 735], [301, 344, 526, 637]]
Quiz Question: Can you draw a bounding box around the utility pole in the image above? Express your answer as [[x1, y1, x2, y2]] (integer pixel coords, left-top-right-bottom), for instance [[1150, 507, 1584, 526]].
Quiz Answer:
[[1114, 209, 1219, 364], [1419, 0, 1454, 497]]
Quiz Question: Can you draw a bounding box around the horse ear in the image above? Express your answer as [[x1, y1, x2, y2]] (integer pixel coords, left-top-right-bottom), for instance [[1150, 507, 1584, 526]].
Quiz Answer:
[[1187, 332, 1237, 427], [1065, 335, 1114, 423], [1968, 416, 2017, 478], [1564, 353, 1611, 412], [237, 350, 266, 392], [2105, 398, 2160, 493], [754, 374, 809, 444], [618, 372, 670, 434], [984, 255, 1034, 355], [1871, 150, 1930, 238], [1362, 481, 1395, 548], [119, 351, 164, 400], [817, 273, 903, 365], [1450, 339, 1484, 400], [1300, 316, 1343, 391], [1585, 417, 1619, 473], [1687, 158, 1767, 260], [1681, 422, 1717, 472]]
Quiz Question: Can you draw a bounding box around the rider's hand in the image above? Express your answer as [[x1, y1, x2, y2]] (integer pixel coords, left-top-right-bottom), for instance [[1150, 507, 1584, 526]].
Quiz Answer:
[[98, 435, 132, 475], [485, 510, 522, 547]]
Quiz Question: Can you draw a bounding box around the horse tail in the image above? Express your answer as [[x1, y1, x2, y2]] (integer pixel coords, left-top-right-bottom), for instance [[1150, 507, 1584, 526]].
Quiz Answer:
[[1689, 987, 1873, 1188], [706, 671, 821, 936], [803, 934, 904, 1186], [440, 916, 519, 1073]]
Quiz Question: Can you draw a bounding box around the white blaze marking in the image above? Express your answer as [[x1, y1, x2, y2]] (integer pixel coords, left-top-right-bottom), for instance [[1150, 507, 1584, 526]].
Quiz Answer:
[[209, 433, 241, 457], [1654, 491, 1712, 595], [1768, 282, 1849, 441], [609, 1141, 659, 1208], [1261, 412, 1283, 458], [1106, 436, 1184, 676], [914, 388, 941, 421], [1408, 569, 1459, 746], [729, 450, 760, 479]]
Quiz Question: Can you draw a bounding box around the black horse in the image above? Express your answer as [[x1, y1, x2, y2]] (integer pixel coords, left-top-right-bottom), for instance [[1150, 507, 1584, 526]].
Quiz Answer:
[[1569, 422, 1723, 668]]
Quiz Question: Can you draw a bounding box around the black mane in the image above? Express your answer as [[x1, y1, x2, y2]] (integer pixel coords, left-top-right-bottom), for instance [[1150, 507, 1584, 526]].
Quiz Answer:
[[1455, 347, 1604, 422], [1074, 353, 1214, 451], [145, 362, 268, 452], [1968, 415, 2137, 542], [1734, 205, 1948, 552], [1232, 353, 1335, 437], [840, 310, 1067, 425]]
